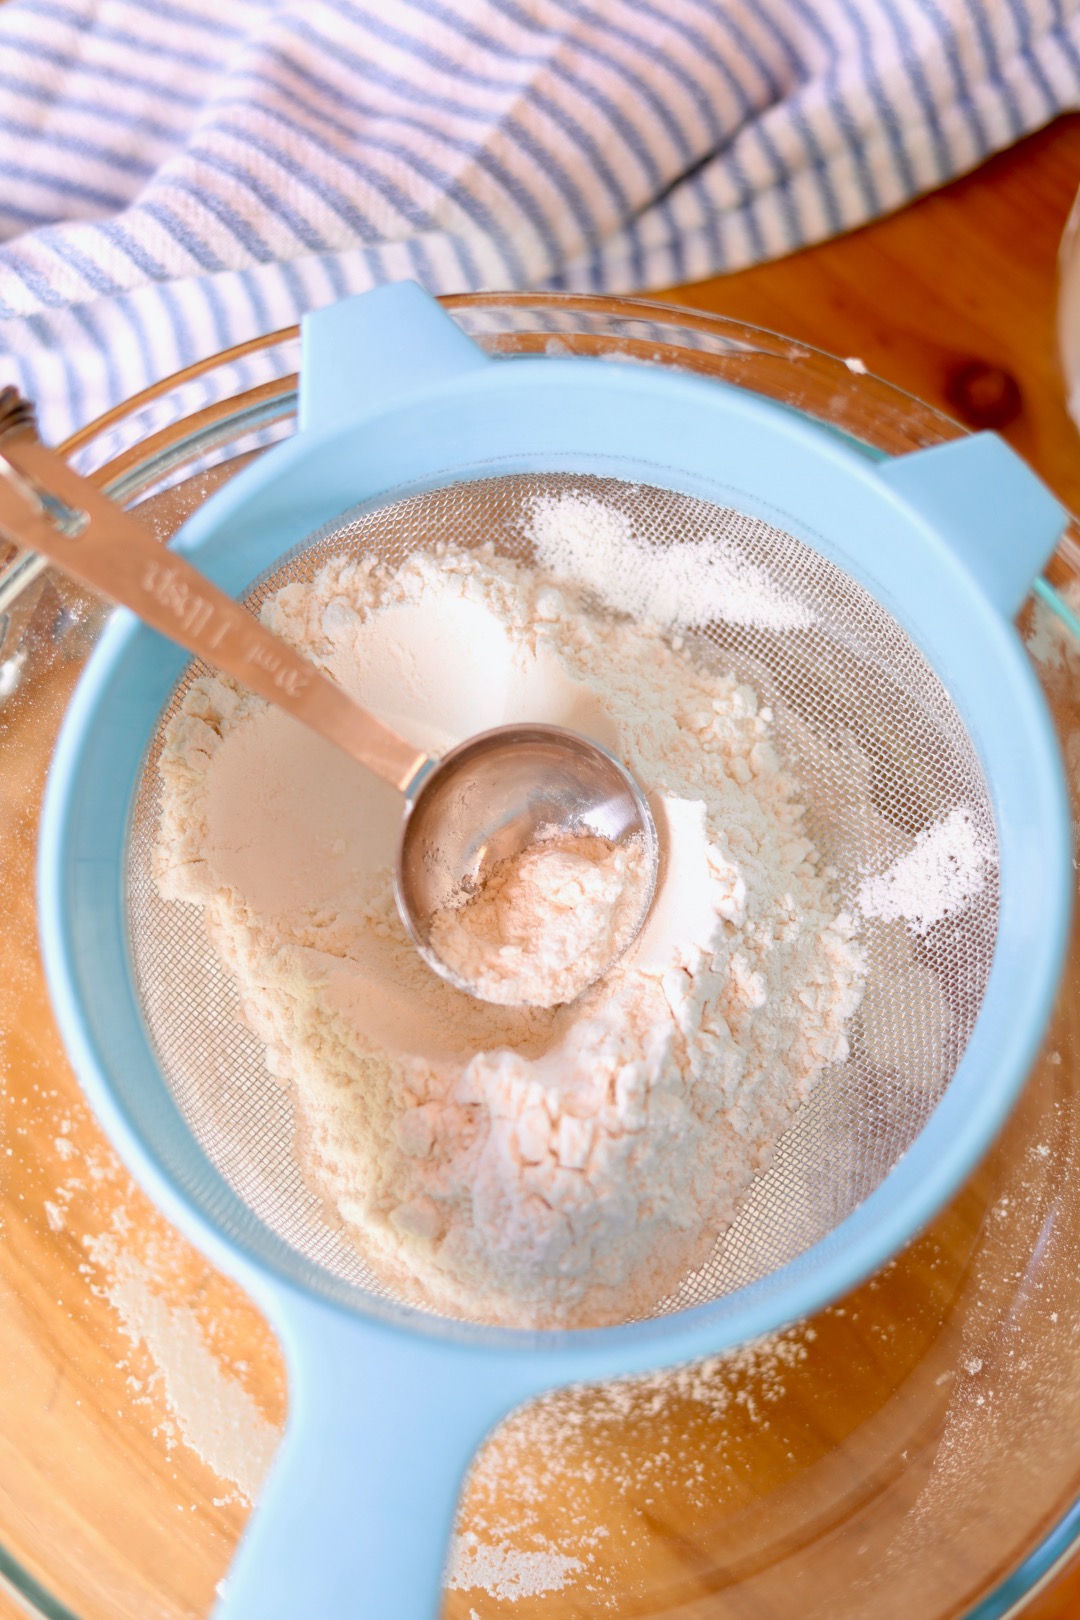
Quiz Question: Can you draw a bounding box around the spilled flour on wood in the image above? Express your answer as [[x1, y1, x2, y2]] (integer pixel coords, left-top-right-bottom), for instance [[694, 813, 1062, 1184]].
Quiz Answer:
[[85, 1228, 278, 1505], [445, 1325, 815, 1606]]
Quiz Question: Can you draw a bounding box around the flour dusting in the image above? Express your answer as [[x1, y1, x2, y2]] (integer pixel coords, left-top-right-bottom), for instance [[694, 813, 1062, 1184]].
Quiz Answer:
[[449, 1323, 815, 1604], [445, 1533, 584, 1600], [526, 489, 816, 632], [85, 1228, 279, 1503], [857, 807, 993, 935]]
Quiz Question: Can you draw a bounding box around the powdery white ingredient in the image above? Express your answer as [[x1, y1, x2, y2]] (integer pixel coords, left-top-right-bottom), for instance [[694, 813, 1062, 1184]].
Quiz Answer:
[[429, 831, 649, 1007], [445, 1533, 584, 1600], [155, 538, 864, 1328], [450, 1324, 814, 1604], [85, 1230, 279, 1503], [857, 807, 993, 935], [525, 489, 816, 633]]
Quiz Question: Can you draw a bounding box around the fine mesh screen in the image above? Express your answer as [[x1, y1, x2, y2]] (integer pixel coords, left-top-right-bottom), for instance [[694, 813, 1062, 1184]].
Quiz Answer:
[[127, 473, 999, 1322]]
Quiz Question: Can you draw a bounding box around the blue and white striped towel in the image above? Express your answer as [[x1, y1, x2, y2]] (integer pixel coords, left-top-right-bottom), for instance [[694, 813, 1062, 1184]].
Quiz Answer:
[[2, 0, 1079, 442]]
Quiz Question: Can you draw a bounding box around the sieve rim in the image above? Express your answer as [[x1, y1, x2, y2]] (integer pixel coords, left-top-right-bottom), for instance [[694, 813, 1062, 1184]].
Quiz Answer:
[[35, 345, 1073, 1366], [38, 620, 1070, 1365]]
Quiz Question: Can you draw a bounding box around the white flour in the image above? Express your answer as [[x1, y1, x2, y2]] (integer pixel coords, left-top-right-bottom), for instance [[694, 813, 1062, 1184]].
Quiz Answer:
[[430, 831, 649, 1007], [85, 1228, 279, 1505], [448, 1323, 815, 1605], [155, 517, 864, 1328], [857, 806, 993, 935], [526, 489, 816, 633], [446, 1533, 584, 1601]]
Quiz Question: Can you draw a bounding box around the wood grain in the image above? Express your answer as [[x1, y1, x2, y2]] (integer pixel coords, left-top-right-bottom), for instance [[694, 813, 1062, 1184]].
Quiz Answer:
[[654, 116, 1080, 514]]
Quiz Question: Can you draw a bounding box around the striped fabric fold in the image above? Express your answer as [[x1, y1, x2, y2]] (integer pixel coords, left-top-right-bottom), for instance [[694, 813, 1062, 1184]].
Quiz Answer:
[[1, 0, 1078, 440]]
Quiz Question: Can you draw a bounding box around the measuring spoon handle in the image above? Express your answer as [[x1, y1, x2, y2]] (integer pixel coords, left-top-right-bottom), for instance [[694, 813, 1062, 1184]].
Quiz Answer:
[[0, 391, 430, 794]]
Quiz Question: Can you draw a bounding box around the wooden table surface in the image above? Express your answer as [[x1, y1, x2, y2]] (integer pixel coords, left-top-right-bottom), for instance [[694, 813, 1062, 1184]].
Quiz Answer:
[[656, 114, 1080, 521], [654, 110, 1080, 1620]]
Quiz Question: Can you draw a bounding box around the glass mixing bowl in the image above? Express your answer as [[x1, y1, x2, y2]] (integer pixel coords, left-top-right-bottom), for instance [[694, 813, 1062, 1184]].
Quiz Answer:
[[2, 294, 1080, 1620]]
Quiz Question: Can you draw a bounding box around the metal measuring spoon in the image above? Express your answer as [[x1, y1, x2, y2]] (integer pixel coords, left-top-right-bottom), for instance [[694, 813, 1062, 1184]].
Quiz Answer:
[[0, 389, 657, 1005]]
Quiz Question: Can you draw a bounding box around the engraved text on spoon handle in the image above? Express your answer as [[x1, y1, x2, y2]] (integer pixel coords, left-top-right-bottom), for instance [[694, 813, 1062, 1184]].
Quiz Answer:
[[0, 417, 429, 794]]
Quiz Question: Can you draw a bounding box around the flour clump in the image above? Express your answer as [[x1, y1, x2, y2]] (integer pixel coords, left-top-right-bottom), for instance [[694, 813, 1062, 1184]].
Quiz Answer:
[[154, 525, 865, 1329], [857, 806, 994, 935]]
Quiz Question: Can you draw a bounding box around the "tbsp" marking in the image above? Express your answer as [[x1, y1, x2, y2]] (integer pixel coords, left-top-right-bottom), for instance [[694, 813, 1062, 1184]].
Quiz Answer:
[[142, 561, 231, 649], [246, 640, 310, 695]]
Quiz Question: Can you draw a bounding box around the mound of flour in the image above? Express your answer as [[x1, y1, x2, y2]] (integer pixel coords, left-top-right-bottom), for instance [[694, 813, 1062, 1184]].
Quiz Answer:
[[154, 534, 864, 1328]]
